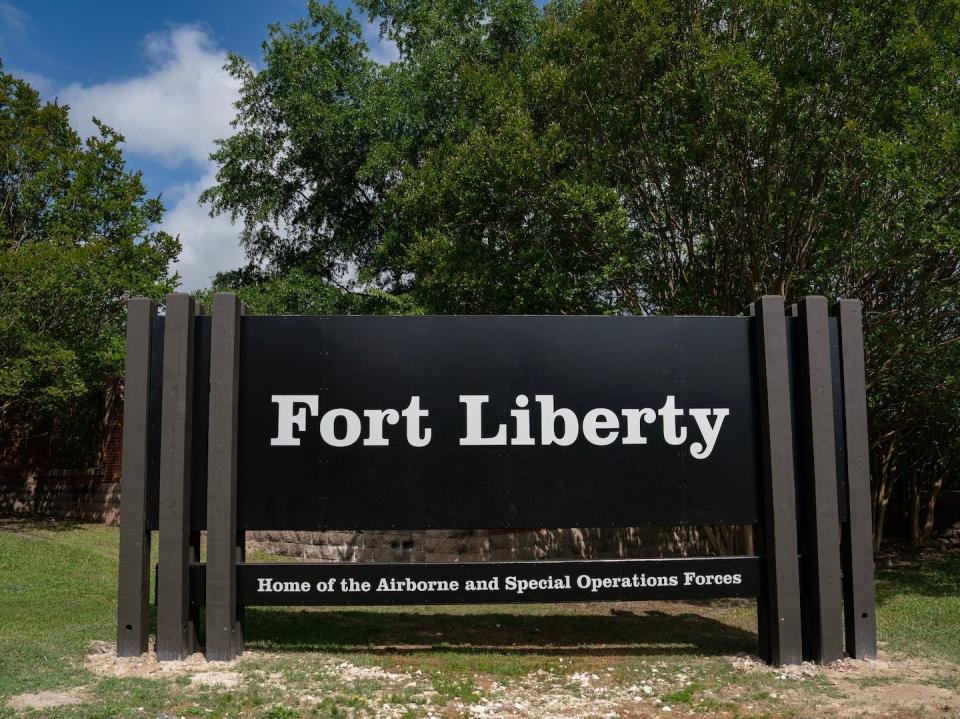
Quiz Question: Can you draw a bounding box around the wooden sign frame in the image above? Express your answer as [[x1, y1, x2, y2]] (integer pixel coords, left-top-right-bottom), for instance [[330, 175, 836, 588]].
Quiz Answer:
[[117, 294, 877, 666]]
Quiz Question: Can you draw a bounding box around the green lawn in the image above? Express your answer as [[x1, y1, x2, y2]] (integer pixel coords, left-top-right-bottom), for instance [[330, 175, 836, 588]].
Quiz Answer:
[[875, 556, 960, 663], [0, 522, 120, 699], [1, 520, 958, 718]]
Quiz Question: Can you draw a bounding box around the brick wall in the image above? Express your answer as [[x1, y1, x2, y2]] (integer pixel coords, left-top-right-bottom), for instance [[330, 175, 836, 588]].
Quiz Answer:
[[0, 380, 123, 525], [0, 467, 121, 524]]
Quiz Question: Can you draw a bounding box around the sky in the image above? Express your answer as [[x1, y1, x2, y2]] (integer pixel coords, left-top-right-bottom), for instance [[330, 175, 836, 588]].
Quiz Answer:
[[0, 0, 398, 291]]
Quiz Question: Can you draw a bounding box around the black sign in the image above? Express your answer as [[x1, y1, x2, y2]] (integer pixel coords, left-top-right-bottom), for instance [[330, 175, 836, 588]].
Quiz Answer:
[[235, 316, 761, 530]]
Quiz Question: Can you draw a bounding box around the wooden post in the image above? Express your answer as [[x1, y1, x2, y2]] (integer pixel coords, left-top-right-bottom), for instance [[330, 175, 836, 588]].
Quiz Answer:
[[236, 529, 246, 633], [117, 298, 157, 656], [156, 294, 200, 660], [752, 296, 803, 666], [832, 300, 878, 659], [205, 293, 245, 660], [793, 297, 844, 663]]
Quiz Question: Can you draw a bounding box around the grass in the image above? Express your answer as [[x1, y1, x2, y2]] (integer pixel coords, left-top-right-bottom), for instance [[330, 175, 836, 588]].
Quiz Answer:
[[0, 521, 121, 699], [876, 557, 960, 663], [0, 520, 958, 719]]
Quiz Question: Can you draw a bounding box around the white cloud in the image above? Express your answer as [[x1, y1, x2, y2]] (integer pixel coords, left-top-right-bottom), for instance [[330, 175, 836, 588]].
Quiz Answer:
[[59, 25, 240, 167], [10, 68, 53, 95], [162, 167, 246, 292], [48, 19, 400, 293], [362, 19, 399, 65], [56, 26, 245, 291], [0, 2, 27, 35]]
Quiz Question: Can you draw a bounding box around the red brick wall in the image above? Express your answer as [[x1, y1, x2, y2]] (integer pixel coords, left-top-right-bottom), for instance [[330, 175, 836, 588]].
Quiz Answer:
[[0, 379, 123, 524], [97, 380, 124, 484], [0, 468, 120, 524]]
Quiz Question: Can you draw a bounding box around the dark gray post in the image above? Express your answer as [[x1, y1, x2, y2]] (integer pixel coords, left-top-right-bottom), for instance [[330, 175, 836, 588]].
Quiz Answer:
[[236, 529, 246, 631], [746, 302, 770, 662], [156, 294, 199, 660], [832, 299, 878, 659], [205, 293, 245, 661], [189, 530, 202, 646], [793, 297, 844, 663], [752, 295, 803, 666], [117, 298, 157, 656]]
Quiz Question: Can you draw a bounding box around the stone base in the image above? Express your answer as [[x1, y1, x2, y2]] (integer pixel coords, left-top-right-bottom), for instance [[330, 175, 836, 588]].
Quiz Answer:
[[248, 526, 716, 562]]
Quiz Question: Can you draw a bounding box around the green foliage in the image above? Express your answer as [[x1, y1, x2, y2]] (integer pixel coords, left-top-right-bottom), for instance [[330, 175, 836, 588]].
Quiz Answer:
[[0, 69, 178, 445], [201, 1, 383, 279], [203, 267, 420, 315], [206, 0, 958, 543]]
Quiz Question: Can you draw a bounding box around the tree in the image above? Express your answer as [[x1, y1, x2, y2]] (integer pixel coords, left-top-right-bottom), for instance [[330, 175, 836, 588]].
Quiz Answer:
[[0, 69, 179, 460], [205, 0, 959, 546], [204, 266, 417, 315]]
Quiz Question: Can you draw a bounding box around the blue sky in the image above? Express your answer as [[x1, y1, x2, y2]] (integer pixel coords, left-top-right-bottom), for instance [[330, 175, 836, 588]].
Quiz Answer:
[[0, 0, 398, 290]]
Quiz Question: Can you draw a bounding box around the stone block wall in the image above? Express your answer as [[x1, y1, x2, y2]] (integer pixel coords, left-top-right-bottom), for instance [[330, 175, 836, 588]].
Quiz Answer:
[[248, 526, 712, 562]]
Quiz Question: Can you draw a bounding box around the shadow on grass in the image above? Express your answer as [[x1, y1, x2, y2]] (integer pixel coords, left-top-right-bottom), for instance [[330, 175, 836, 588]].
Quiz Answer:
[[876, 557, 960, 602], [0, 512, 87, 532], [240, 606, 758, 657]]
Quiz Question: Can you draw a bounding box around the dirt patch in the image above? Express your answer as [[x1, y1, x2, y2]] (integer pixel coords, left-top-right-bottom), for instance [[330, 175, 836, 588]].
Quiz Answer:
[[455, 654, 960, 719], [333, 660, 409, 684], [81, 641, 960, 718], [84, 640, 252, 681], [6, 687, 92, 711], [459, 670, 699, 719], [730, 651, 960, 717], [189, 671, 243, 688]]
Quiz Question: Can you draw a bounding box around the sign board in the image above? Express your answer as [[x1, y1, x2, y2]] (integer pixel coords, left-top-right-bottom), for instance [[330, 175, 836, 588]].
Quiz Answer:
[[117, 294, 877, 667], [242, 316, 761, 530], [196, 557, 761, 605]]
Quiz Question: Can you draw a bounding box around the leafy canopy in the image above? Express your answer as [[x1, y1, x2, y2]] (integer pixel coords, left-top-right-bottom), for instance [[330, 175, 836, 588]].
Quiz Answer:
[[0, 69, 179, 437], [206, 0, 958, 541], [205, 0, 958, 309]]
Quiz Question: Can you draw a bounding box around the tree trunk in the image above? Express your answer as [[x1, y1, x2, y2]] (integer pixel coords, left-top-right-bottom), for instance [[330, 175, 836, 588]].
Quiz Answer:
[[919, 466, 946, 546], [872, 437, 898, 553], [909, 471, 922, 546]]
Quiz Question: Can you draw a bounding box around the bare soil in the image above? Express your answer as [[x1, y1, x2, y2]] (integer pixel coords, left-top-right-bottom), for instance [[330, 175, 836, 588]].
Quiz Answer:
[[74, 641, 960, 718], [5, 687, 92, 711], [730, 653, 959, 718]]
